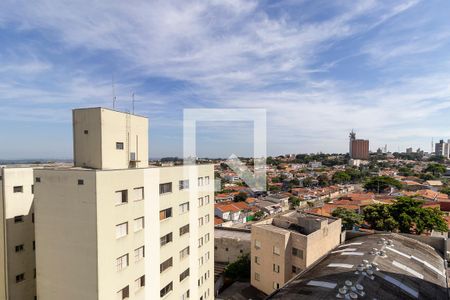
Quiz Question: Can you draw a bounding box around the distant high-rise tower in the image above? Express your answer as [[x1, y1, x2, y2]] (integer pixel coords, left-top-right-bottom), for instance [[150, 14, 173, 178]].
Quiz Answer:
[[349, 130, 369, 160], [435, 139, 449, 158]]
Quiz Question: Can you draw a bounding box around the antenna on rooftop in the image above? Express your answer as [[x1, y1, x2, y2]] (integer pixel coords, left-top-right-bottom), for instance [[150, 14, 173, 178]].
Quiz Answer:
[[132, 92, 135, 114], [112, 74, 117, 109]]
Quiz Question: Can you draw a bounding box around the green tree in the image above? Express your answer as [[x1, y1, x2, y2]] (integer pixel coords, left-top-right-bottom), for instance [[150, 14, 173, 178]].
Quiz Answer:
[[332, 171, 351, 184], [424, 163, 446, 177], [331, 207, 362, 230], [363, 176, 402, 193], [317, 174, 330, 187], [302, 177, 314, 187], [440, 187, 450, 196], [363, 196, 448, 234], [253, 211, 265, 221], [224, 254, 250, 281], [289, 196, 300, 207], [234, 192, 248, 202], [419, 173, 436, 181]]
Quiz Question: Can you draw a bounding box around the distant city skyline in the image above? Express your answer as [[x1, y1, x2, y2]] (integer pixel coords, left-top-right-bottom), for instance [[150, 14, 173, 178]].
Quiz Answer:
[[1, 1, 450, 159]]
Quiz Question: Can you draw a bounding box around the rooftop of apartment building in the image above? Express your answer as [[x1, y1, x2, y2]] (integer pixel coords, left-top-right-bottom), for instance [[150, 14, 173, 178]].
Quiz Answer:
[[267, 233, 448, 300], [254, 211, 338, 236], [214, 227, 251, 240]]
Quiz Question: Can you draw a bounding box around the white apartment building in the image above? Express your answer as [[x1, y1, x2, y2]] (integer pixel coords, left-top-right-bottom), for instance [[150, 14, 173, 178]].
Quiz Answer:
[[0, 167, 36, 300], [34, 107, 214, 300]]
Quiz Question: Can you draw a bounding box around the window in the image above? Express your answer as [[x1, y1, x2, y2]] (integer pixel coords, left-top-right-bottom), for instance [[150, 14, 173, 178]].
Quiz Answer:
[[179, 202, 189, 214], [31, 185, 34, 194], [181, 290, 190, 300], [273, 246, 280, 255], [160, 282, 173, 297], [159, 182, 172, 194], [198, 197, 204, 207], [292, 247, 303, 259], [14, 215, 24, 223], [115, 190, 128, 205], [179, 224, 190, 236], [84, 130, 89, 134], [255, 240, 261, 249], [198, 177, 203, 186], [116, 142, 124, 150], [135, 246, 145, 262], [205, 176, 210, 185], [205, 195, 210, 205], [117, 286, 129, 299], [198, 217, 204, 227], [205, 251, 210, 262], [205, 214, 210, 224], [180, 246, 190, 259], [135, 275, 145, 289], [13, 186, 23, 193], [33, 241, 35, 250], [198, 256, 204, 267], [255, 256, 260, 265], [15, 244, 24, 253], [198, 237, 204, 248], [78, 179, 84, 185], [180, 268, 190, 282], [273, 282, 280, 290], [160, 208, 172, 220], [133, 187, 144, 201], [205, 233, 210, 243], [160, 232, 173, 246], [134, 217, 144, 232], [15, 273, 25, 283], [32, 213, 34, 223], [160, 257, 173, 273], [179, 179, 189, 190], [292, 265, 301, 274], [116, 222, 128, 239], [116, 254, 129, 271], [273, 264, 280, 273], [35, 177, 41, 183]]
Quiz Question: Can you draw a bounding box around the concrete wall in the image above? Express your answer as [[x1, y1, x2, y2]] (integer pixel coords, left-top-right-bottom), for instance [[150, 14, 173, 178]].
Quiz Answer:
[[0, 168, 6, 300], [1, 167, 36, 300], [214, 228, 251, 263], [35, 169, 98, 300]]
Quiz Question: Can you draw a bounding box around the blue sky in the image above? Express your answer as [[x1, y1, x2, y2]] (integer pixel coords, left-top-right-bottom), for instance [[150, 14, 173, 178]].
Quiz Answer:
[[1, 0, 450, 159]]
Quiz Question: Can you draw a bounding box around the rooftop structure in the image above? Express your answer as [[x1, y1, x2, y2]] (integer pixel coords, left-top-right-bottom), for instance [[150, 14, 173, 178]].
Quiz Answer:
[[251, 211, 342, 295], [267, 233, 448, 300]]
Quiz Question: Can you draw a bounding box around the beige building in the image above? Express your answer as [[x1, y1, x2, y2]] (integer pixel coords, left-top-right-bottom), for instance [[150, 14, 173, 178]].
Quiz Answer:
[[0, 167, 36, 300], [251, 211, 341, 295], [214, 228, 251, 264], [34, 107, 214, 300]]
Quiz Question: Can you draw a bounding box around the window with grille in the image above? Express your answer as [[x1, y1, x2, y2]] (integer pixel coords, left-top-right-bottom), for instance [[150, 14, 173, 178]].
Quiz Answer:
[[160, 257, 173, 273], [159, 182, 172, 194], [179, 179, 189, 190], [179, 202, 189, 214], [160, 232, 173, 246], [116, 222, 128, 239], [134, 217, 144, 232], [116, 254, 129, 271], [179, 224, 189, 236], [159, 208, 172, 220], [134, 246, 145, 262]]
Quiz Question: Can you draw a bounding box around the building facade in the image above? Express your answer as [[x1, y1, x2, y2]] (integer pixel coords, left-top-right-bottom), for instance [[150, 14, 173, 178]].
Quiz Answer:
[[0, 167, 36, 300], [349, 131, 369, 160], [34, 107, 214, 300], [251, 211, 341, 295], [435, 139, 449, 158]]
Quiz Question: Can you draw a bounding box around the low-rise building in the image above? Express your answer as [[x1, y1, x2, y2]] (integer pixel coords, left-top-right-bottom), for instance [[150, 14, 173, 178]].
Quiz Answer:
[[251, 211, 341, 295], [214, 228, 251, 264]]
